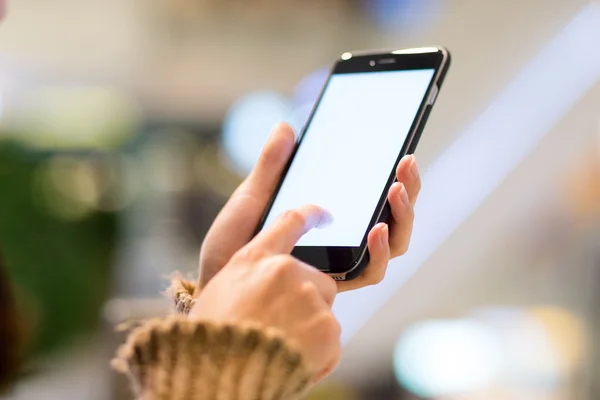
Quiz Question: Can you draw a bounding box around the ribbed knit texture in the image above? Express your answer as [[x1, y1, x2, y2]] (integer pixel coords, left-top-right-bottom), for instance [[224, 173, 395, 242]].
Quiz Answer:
[[113, 317, 313, 400], [167, 277, 197, 315]]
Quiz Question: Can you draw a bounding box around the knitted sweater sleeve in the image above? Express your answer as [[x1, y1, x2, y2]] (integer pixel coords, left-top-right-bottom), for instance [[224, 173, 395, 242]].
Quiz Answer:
[[113, 279, 314, 400], [168, 277, 199, 316]]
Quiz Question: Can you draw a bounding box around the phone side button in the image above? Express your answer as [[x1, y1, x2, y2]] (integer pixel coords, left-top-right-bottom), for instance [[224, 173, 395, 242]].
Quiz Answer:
[[426, 84, 439, 106]]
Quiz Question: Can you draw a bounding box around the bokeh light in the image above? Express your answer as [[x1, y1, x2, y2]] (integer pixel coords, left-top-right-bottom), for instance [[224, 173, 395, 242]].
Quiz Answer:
[[394, 319, 502, 398], [34, 156, 102, 221], [472, 306, 585, 388], [222, 91, 292, 176], [221, 68, 330, 176], [529, 307, 586, 374]]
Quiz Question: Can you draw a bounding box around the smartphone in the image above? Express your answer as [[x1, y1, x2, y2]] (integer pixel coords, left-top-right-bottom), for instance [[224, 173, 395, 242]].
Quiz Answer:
[[256, 46, 451, 281]]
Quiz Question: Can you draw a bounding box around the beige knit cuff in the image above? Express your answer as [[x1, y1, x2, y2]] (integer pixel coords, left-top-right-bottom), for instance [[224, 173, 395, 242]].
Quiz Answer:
[[113, 317, 312, 400]]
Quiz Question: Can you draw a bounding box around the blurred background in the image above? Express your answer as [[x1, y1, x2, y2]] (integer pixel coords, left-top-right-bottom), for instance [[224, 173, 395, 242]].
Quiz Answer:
[[1, 0, 599, 399]]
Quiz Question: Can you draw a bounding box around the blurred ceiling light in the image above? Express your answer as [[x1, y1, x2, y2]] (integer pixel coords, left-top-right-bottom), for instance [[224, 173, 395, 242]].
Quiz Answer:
[[474, 307, 562, 387], [8, 86, 139, 150], [341, 52, 353, 60], [333, 2, 600, 343], [394, 319, 501, 397], [222, 91, 292, 176]]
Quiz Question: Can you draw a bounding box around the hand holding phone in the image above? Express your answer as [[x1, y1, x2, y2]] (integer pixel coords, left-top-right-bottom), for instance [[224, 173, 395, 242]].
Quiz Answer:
[[197, 46, 448, 292], [192, 203, 341, 379], [256, 47, 451, 281], [198, 123, 421, 292]]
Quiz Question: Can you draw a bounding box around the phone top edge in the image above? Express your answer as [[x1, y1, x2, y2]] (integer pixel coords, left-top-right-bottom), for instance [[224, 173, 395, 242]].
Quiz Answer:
[[338, 46, 448, 61]]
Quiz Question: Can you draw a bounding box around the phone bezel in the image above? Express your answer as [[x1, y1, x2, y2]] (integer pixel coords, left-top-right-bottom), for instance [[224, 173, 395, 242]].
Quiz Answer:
[[254, 47, 451, 278]]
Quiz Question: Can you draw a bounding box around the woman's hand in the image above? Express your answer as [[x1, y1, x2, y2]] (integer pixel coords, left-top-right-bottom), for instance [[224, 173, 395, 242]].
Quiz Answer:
[[197, 122, 421, 293], [336, 154, 420, 292], [191, 205, 340, 379], [196, 123, 297, 292]]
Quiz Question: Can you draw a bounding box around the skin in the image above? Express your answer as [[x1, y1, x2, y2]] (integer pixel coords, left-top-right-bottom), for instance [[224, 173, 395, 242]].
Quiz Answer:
[[191, 204, 341, 379], [198, 122, 421, 293], [193, 123, 421, 381]]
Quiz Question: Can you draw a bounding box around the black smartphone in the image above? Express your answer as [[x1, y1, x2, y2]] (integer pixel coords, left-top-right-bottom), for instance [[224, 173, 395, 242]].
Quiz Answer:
[[256, 46, 451, 281]]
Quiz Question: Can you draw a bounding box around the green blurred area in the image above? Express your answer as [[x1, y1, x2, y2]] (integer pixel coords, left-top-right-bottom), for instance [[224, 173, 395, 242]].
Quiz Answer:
[[0, 141, 117, 358]]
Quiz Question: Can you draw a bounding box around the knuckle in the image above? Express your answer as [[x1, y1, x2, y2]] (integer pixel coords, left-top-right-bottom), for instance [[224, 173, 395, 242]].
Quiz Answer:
[[256, 147, 282, 173], [269, 255, 296, 278], [298, 281, 320, 299], [234, 245, 266, 262], [281, 209, 306, 228]]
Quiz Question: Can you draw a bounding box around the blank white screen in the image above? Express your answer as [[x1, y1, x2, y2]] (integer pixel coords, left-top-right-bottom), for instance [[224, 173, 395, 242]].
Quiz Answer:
[[263, 69, 435, 246]]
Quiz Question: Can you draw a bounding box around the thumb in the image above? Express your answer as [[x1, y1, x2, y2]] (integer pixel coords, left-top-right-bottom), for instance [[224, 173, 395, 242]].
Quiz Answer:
[[244, 122, 296, 196], [199, 123, 295, 286], [225, 122, 296, 220]]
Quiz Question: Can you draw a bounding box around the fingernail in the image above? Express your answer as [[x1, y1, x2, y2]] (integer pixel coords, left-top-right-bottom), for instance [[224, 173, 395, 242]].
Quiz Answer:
[[409, 155, 419, 180], [316, 209, 334, 229], [380, 224, 389, 247], [399, 183, 410, 205]]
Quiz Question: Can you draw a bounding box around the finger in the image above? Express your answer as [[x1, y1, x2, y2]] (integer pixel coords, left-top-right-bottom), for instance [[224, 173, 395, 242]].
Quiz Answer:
[[396, 154, 421, 206], [268, 255, 337, 306], [199, 123, 295, 285], [387, 182, 414, 258], [219, 122, 295, 224], [250, 205, 333, 254], [336, 223, 390, 292], [245, 122, 296, 197], [298, 265, 337, 307]]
